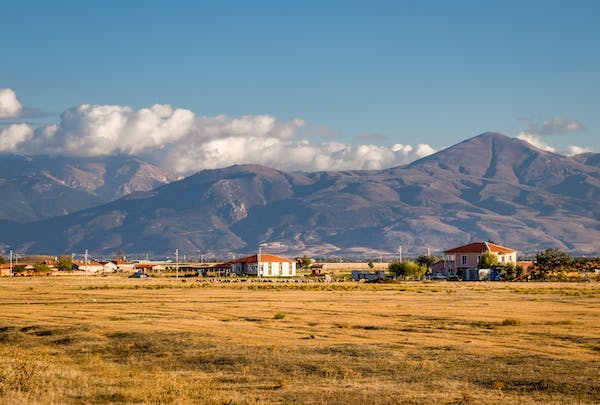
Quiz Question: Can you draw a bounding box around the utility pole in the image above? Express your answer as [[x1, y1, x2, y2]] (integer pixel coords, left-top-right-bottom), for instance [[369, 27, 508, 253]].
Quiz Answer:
[[9, 250, 13, 275], [399, 245, 402, 262], [84, 249, 88, 278], [175, 249, 179, 279], [257, 247, 262, 278]]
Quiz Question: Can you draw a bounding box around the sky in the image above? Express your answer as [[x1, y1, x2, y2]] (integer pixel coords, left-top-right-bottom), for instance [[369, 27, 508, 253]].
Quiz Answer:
[[1, 0, 599, 172]]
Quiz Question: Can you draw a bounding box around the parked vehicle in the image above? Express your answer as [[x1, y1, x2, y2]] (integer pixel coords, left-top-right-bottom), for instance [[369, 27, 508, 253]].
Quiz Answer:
[[129, 270, 149, 278]]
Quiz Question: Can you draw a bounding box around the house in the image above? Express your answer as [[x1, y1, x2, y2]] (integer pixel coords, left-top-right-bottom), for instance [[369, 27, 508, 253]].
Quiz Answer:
[[99, 261, 118, 272], [225, 254, 297, 277], [111, 259, 136, 272], [0, 263, 13, 276], [72, 260, 105, 273], [310, 263, 331, 275], [437, 241, 517, 280]]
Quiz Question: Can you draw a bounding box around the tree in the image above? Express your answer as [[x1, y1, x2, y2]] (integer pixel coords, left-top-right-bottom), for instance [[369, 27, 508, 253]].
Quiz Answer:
[[12, 265, 26, 274], [416, 254, 438, 273], [532, 248, 571, 279], [478, 252, 498, 269], [497, 263, 516, 280], [300, 255, 312, 269], [0, 256, 4, 264], [389, 260, 427, 280], [56, 256, 73, 271], [34, 263, 49, 274]]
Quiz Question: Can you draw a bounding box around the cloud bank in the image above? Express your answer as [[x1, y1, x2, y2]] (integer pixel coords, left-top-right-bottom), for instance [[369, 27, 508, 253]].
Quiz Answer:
[[0, 88, 23, 119], [0, 88, 436, 173], [517, 116, 593, 156]]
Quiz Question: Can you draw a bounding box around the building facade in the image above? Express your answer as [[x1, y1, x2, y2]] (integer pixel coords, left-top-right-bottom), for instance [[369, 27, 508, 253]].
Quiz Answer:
[[436, 241, 517, 279], [228, 254, 296, 277]]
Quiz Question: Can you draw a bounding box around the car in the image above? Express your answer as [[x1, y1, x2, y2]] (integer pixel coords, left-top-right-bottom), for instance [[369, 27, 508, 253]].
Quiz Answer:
[[431, 274, 448, 280], [129, 271, 149, 278]]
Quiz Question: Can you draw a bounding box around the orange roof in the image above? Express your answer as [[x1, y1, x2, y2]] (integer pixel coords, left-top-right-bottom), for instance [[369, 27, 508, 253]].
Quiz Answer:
[[445, 242, 515, 254], [112, 259, 134, 265], [229, 254, 295, 264], [73, 260, 103, 266]]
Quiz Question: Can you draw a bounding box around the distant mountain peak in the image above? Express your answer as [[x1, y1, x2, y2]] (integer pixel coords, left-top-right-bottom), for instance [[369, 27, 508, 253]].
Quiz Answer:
[[3, 133, 600, 257]]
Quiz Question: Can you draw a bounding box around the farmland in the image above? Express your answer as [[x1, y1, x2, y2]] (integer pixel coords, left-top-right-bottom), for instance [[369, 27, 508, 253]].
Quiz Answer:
[[0, 277, 599, 404]]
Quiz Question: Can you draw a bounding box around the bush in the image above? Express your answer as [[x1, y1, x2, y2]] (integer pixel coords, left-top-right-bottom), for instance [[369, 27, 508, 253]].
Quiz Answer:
[[388, 260, 427, 280]]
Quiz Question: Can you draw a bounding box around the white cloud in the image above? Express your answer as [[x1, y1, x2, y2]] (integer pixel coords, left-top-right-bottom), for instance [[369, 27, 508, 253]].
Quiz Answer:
[[565, 145, 594, 156], [517, 131, 596, 156], [527, 117, 584, 136], [28, 104, 196, 156], [12, 102, 435, 173], [516, 132, 556, 152], [0, 88, 23, 119], [0, 123, 33, 152]]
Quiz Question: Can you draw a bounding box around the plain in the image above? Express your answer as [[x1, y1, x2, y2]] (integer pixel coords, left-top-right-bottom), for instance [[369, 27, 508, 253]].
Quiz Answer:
[[0, 277, 598, 404]]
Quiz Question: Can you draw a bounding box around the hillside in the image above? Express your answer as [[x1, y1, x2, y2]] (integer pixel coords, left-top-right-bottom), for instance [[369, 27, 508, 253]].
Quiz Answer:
[[0, 154, 179, 222], [2, 133, 600, 257]]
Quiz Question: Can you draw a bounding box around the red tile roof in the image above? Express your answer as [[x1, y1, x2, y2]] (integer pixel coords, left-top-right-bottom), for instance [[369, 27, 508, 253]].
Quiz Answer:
[[445, 242, 515, 254], [111, 259, 134, 265], [228, 254, 295, 264]]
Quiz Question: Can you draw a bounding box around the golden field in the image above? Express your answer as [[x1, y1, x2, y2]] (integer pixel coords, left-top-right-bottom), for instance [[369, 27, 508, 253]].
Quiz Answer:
[[0, 277, 598, 404]]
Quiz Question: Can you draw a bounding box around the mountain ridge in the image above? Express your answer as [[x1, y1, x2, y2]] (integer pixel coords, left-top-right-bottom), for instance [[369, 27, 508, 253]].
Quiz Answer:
[[0, 154, 179, 222], [1, 132, 599, 257]]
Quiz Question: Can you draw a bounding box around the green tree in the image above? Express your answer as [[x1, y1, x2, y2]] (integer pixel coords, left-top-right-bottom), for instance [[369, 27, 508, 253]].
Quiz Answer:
[[497, 263, 516, 280], [478, 252, 498, 269], [416, 254, 438, 273], [532, 248, 571, 279], [56, 256, 73, 271], [389, 260, 427, 280], [12, 264, 26, 274], [300, 255, 312, 269], [34, 263, 49, 274], [0, 256, 4, 264]]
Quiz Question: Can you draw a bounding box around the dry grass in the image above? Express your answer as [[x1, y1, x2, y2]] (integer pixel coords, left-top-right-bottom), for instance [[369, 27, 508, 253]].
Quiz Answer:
[[0, 277, 598, 404]]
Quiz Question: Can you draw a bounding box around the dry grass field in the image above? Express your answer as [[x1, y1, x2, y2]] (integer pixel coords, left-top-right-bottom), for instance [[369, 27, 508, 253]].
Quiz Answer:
[[0, 277, 598, 404]]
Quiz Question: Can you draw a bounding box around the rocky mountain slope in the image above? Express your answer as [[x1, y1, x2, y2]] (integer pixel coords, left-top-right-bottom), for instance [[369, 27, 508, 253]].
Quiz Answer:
[[2, 133, 600, 257], [0, 154, 179, 222]]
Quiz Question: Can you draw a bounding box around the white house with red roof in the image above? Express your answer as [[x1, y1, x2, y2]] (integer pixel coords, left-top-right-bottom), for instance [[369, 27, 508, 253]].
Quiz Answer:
[[72, 260, 105, 273], [111, 259, 136, 272], [434, 242, 517, 278], [226, 253, 296, 277]]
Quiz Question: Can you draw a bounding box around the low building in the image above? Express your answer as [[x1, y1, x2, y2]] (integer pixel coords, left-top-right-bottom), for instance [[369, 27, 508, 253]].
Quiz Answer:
[[72, 260, 105, 273], [225, 254, 297, 277], [98, 261, 118, 272], [0, 264, 13, 276], [111, 259, 136, 272], [310, 263, 331, 275], [351, 270, 386, 281]]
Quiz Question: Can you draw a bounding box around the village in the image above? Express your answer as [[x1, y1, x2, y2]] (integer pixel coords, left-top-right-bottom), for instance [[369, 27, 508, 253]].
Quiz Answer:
[[2, 241, 598, 282]]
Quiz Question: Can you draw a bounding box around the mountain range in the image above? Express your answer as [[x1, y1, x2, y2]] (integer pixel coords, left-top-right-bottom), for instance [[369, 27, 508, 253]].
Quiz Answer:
[[0, 154, 179, 222], [1, 132, 599, 258]]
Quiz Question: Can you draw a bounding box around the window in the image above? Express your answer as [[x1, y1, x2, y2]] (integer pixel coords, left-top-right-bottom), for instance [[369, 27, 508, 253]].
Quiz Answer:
[[462, 255, 467, 265]]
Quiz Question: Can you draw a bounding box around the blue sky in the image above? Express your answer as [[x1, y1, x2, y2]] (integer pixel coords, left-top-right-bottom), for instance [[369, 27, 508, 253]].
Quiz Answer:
[[1, 0, 599, 171]]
